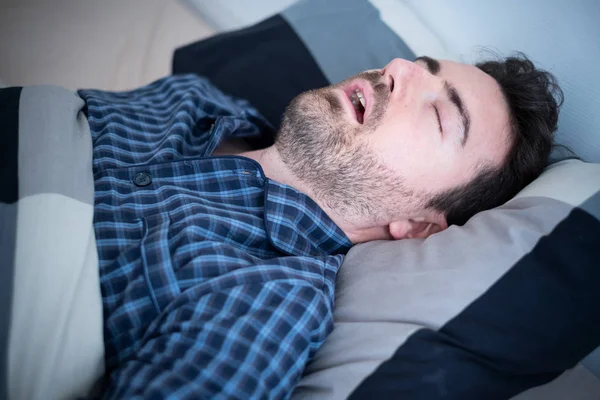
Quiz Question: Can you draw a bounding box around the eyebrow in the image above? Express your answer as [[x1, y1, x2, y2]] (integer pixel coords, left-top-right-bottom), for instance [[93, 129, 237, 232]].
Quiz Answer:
[[414, 56, 440, 74], [415, 56, 471, 147]]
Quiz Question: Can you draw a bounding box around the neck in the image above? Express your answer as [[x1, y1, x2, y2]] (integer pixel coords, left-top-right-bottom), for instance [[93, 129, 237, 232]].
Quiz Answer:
[[239, 146, 391, 244], [240, 146, 309, 197]]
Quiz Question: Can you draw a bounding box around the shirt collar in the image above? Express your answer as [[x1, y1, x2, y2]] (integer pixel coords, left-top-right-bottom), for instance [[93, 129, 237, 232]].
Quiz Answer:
[[212, 155, 352, 257], [263, 179, 352, 257]]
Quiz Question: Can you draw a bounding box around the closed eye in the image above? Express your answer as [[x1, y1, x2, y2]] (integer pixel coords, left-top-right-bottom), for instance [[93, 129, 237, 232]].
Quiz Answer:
[[433, 105, 443, 134]]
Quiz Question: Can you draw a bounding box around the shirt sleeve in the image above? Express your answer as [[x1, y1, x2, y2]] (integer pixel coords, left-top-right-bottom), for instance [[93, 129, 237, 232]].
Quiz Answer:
[[77, 75, 267, 173], [103, 281, 333, 399]]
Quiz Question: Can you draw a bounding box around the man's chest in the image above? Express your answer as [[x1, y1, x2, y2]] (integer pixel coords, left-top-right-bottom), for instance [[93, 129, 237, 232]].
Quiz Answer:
[[93, 164, 345, 368], [93, 156, 274, 271]]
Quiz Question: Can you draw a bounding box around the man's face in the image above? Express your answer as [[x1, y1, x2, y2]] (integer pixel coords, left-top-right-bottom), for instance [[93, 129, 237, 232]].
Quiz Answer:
[[275, 57, 511, 226]]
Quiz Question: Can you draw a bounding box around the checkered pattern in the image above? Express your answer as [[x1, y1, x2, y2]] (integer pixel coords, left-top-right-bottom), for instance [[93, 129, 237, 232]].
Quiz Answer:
[[78, 75, 351, 399]]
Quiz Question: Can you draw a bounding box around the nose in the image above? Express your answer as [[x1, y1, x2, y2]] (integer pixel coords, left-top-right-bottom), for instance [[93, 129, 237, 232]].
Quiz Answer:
[[382, 58, 436, 97]]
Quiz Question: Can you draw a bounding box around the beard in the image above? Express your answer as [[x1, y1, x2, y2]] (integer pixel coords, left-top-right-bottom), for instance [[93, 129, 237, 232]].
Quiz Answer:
[[275, 71, 420, 223]]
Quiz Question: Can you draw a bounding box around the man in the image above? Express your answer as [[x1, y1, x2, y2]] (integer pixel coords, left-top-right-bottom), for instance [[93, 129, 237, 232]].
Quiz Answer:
[[78, 54, 561, 398]]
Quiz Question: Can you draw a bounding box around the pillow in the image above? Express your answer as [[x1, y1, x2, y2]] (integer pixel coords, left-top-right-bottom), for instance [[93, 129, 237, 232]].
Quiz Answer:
[[172, 0, 415, 148], [292, 159, 600, 400], [181, 0, 455, 61]]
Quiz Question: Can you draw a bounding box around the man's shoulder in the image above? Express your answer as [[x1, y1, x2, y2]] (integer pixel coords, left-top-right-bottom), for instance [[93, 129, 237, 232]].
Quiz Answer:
[[78, 74, 259, 120]]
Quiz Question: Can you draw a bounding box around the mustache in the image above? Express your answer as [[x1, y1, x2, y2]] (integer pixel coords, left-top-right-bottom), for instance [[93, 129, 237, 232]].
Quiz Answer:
[[355, 70, 390, 104], [355, 71, 390, 125], [356, 70, 385, 88]]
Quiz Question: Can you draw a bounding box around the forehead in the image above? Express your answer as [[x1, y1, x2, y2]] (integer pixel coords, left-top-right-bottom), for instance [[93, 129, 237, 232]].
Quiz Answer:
[[436, 59, 511, 165]]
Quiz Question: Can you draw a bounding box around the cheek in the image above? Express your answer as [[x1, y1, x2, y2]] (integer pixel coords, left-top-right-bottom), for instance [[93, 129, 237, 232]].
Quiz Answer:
[[372, 123, 466, 192], [373, 113, 439, 167], [375, 134, 438, 185], [379, 104, 438, 145]]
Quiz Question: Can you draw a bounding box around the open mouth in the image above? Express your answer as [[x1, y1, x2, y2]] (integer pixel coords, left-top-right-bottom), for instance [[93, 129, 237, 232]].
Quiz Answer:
[[349, 89, 366, 124], [340, 80, 371, 125]]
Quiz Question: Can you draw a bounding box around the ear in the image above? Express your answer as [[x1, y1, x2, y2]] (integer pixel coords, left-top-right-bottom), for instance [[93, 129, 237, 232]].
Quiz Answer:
[[389, 218, 446, 240]]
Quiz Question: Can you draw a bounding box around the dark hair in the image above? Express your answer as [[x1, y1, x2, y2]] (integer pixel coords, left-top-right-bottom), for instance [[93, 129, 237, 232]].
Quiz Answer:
[[427, 52, 564, 226]]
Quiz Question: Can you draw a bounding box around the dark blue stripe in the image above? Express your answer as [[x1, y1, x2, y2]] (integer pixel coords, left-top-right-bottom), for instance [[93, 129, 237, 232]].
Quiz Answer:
[[0, 87, 21, 204], [349, 200, 600, 399]]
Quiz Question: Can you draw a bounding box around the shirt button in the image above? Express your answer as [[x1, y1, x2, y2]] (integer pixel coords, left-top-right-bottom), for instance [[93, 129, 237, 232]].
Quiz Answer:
[[133, 172, 152, 187]]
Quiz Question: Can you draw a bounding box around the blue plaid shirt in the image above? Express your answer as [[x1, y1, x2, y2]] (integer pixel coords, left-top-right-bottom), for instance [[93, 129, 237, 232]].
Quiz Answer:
[[79, 75, 352, 399]]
